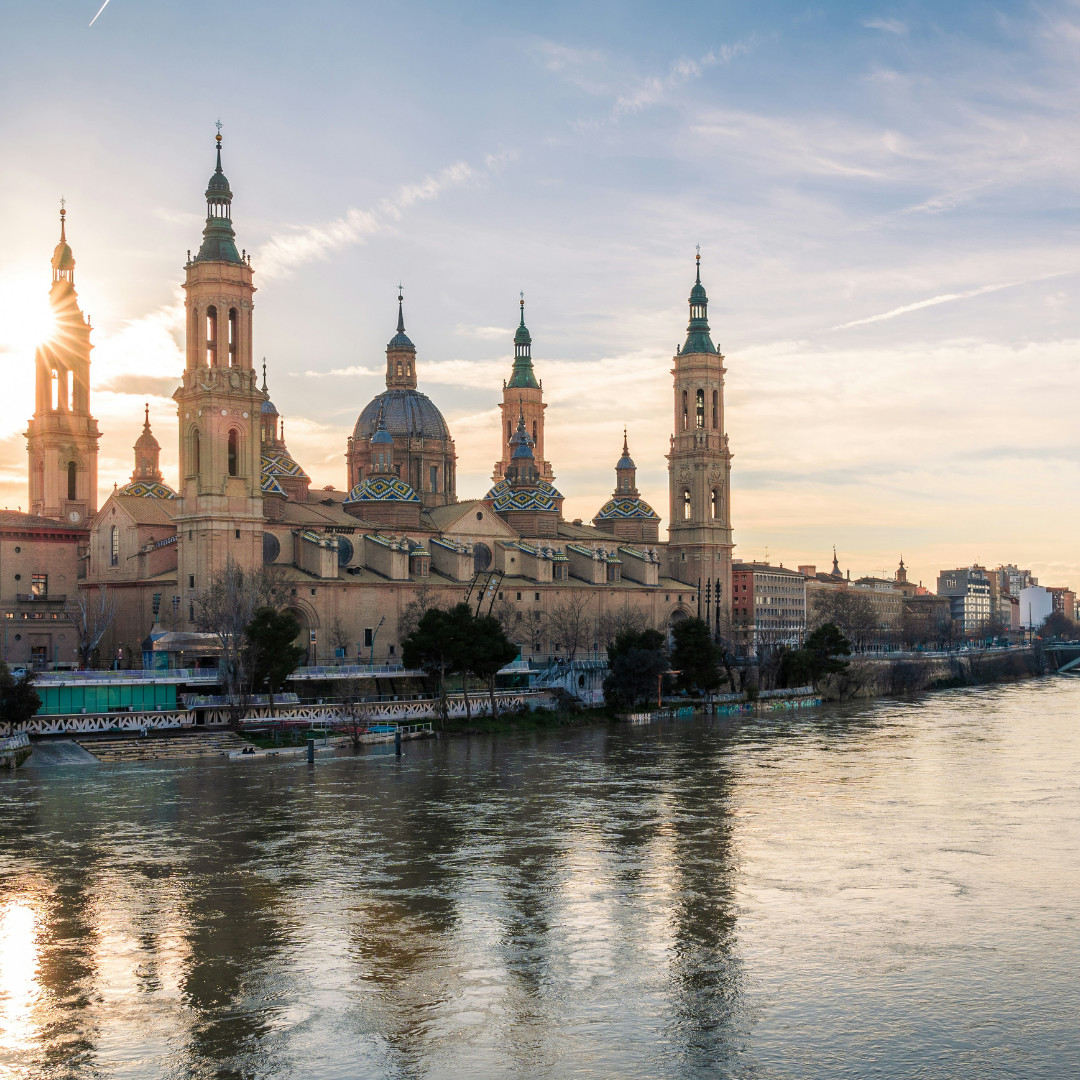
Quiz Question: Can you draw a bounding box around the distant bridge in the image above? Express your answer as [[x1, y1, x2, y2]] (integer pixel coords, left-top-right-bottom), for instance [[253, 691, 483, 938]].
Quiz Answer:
[[1045, 642, 1080, 673]]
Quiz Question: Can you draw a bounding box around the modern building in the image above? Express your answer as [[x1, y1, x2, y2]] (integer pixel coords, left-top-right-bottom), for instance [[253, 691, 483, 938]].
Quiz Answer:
[[1046, 586, 1076, 622], [731, 562, 806, 651], [20, 132, 737, 670], [937, 567, 992, 635]]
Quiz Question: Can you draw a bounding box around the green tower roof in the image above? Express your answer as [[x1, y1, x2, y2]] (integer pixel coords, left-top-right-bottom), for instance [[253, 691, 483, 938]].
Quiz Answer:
[[507, 294, 540, 389], [682, 252, 717, 355]]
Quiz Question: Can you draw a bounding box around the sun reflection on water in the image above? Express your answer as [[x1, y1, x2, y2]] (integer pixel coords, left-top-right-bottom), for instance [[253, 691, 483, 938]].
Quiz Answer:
[[0, 901, 41, 1055]]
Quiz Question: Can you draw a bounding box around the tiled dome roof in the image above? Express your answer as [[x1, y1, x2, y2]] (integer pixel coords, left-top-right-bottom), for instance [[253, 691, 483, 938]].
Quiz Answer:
[[354, 389, 451, 442], [594, 496, 659, 521], [116, 480, 177, 500], [344, 476, 421, 504]]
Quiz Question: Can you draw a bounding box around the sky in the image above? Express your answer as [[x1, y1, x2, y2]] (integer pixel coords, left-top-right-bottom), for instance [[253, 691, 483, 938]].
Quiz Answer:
[[0, 0, 1077, 591]]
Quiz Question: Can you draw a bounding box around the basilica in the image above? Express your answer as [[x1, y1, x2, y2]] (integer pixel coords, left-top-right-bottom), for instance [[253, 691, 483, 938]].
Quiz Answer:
[[5, 133, 734, 669]]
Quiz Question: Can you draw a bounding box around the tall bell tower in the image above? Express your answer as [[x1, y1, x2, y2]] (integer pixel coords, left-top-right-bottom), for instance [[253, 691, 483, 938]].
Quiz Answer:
[[666, 252, 733, 617], [493, 295, 553, 483], [25, 204, 101, 524], [173, 128, 264, 614]]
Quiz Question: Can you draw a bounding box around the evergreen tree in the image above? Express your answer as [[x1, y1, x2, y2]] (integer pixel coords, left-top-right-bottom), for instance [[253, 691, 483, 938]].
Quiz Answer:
[[0, 659, 40, 725], [670, 617, 722, 696], [603, 627, 667, 708], [465, 614, 519, 718], [245, 607, 306, 703]]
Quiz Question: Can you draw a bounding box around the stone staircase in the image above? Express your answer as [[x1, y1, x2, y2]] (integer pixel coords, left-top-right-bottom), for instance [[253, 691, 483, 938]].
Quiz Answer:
[[76, 731, 249, 763]]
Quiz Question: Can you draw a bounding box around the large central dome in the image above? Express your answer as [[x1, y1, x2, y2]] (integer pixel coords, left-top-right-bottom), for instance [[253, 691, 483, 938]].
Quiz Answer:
[[346, 292, 458, 508], [354, 388, 450, 442]]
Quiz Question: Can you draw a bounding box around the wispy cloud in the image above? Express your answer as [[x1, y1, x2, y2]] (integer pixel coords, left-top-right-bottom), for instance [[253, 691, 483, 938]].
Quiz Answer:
[[453, 323, 510, 340], [257, 152, 517, 281], [831, 272, 1073, 330], [294, 365, 380, 378], [862, 18, 907, 35]]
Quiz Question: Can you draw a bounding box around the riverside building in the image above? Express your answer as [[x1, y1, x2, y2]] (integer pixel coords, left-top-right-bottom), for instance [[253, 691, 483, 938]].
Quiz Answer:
[[12, 132, 737, 670]]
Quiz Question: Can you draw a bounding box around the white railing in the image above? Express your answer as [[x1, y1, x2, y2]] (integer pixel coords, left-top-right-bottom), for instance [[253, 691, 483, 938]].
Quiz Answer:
[[2, 712, 194, 737]]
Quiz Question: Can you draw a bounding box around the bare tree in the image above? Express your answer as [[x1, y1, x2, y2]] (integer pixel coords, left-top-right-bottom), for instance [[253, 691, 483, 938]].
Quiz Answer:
[[194, 561, 288, 718], [543, 593, 594, 662], [328, 618, 350, 660], [809, 590, 878, 652], [332, 677, 373, 748], [399, 582, 448, 643], [597, 604, 653, 654], [67, 585, 121, 668], [490, 598, 520, 645]]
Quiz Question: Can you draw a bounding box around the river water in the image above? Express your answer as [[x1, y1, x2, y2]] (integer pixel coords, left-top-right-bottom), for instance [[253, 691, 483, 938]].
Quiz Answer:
[[1, 679, 1078, 1079]]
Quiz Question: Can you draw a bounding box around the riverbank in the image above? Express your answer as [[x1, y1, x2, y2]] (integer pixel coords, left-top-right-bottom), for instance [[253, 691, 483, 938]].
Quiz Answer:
[[812, 646, 1047, 701]]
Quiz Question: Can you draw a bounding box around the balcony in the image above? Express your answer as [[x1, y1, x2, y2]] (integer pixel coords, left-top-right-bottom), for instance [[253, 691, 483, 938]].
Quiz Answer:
[[16, 593, 66, 603]]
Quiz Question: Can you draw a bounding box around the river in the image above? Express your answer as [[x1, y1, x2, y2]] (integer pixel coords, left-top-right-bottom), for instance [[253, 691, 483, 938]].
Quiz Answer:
[[1, 678, 1078, 1079]]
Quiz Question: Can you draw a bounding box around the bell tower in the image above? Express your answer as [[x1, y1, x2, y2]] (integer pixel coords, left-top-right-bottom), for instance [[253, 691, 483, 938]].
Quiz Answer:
[[25, 204, 101, 524], [493, 295, 553, 483], [173, 128, 264, 614], [666, 252, 733, 617]]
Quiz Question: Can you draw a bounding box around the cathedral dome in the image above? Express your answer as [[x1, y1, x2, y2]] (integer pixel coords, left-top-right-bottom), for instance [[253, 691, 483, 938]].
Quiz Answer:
[[345, 475, 421, 505], [354, 389, 451, 442], [594, 496, 659, 522]]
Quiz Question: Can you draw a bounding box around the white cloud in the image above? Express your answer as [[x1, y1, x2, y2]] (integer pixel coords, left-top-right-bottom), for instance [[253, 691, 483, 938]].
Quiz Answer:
[[863, 18, 907, 35]]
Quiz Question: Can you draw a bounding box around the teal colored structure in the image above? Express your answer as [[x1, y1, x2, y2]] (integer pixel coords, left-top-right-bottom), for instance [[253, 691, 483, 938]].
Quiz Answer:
[[35, 682, 177, 716]]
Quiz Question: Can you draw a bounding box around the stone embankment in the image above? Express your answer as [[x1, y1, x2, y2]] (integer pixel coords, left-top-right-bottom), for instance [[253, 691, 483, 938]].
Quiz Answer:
[[814, 646, 1046, 702]]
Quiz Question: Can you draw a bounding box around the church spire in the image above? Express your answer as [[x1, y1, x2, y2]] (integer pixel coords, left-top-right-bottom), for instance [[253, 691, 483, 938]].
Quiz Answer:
[[194, 126, 242, 264], [683, 248, 717, 355], [385, 286, 417, 390], [507, 291, 539, 390]]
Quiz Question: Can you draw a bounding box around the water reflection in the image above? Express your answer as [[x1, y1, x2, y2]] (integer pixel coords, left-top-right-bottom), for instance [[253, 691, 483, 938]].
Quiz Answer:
[[0, 901, 40, 1056], [1, 679, 1079, 1078]]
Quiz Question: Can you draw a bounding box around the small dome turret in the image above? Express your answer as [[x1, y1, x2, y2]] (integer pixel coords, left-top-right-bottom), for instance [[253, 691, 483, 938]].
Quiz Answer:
[[194, 128, 243, 265], [507, 292, 540, 390]]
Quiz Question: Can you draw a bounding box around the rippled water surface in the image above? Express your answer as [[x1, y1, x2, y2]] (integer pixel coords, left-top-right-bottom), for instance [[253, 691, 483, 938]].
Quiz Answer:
[[2, 679, 1079, 1079]]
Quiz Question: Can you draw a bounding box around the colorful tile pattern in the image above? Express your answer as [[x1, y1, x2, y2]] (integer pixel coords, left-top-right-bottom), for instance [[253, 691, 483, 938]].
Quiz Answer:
[[594, 496, 659, 521], [345, 476, 421, 504], [116, 480, 178, 499]]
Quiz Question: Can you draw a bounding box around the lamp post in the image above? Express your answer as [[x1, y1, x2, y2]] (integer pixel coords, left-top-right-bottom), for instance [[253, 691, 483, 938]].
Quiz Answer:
[[369, 615, 385, 668], [658, 669, 681, 708]]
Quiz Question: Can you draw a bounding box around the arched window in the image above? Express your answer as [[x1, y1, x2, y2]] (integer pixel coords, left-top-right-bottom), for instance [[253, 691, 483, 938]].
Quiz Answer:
[[50, 370, 59, 411], [712, 389, 718, 428], [681, 390, 688, 431], [191, 428, 201, 476], [682, 490, 692, 520], [205, 306, 218, 366], [532, 421, 537, 445], [67, 461, 77, 502], [396, 361, 403, 376], [710, 489, 718, 519], [227, 430, 238, 476], [696, 389, 705, 428], [507, 421, 512, 444], [228, 309, 238, 367], [110, 525, 119, 567], [67, 370, 74, 410]]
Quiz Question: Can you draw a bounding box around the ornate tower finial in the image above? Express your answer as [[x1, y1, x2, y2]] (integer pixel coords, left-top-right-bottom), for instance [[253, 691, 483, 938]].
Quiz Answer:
[[144, 402, 150, 428], [397, 284, 405, 334], [60, 197, 67, 242], [261, 358, 267, 392]]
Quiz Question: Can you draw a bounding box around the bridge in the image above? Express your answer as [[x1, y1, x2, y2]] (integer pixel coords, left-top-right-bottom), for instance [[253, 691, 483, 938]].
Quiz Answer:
[[1044, 642, 1080, 673]]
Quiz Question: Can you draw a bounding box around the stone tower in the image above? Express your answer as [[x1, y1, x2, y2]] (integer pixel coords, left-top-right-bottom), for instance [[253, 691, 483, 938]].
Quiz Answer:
[[493, 295, 553, 483], [25, 205, 101, 524], [173, 130, 264, 614], [666, 253, 733, 617]]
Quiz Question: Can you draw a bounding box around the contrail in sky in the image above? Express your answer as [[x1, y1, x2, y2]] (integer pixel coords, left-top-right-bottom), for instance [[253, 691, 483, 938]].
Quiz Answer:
[[89, 0, 112, 27], [831, 271, 1073, 331]]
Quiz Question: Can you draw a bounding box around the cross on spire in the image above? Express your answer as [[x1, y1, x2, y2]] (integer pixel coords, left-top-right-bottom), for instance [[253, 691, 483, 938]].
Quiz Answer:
[[215, 118, 223, 135]]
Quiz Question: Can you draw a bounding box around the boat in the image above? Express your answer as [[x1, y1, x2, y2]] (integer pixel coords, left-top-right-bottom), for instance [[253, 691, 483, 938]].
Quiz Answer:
[[0, 732, 32, 769]]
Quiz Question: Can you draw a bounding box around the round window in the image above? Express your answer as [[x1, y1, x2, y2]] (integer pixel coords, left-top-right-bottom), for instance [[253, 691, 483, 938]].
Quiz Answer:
[[262, 532, 281, 564], [473, 541, 492, 573], [337, 536, 354, 567]]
